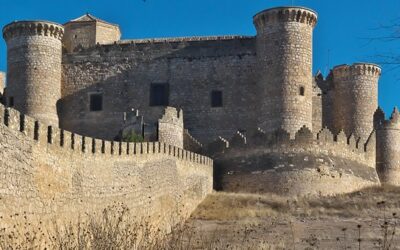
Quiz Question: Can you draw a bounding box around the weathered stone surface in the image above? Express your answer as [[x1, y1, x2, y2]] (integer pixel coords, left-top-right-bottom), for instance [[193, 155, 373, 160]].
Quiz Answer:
[[0, 5, 397, 212], [0, 104, 213, 226], [332, 63, 381, 140], [3, 21, 64, 126], [376, 108, 400, 186], [63, 14, 121, 53], [0, 71, 5, 97], [254, 7, 317, 136]]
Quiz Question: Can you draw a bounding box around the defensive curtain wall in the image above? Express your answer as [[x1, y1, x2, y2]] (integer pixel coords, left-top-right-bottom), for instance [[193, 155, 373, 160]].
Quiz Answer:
[[208, 126, 379, 196], [0, 103, 213, 228]]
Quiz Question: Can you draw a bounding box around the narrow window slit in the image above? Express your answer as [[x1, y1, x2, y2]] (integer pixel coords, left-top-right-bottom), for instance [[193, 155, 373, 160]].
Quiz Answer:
[[34, 121, 39, 141], [19, 114, 25, 132], [47, 126, 52, 144], [60, 130, 65, 147], [4, 109, 9, 127]]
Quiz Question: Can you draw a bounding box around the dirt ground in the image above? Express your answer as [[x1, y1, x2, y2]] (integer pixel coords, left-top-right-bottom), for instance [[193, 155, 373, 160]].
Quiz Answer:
[[185, 186, 400, 249]]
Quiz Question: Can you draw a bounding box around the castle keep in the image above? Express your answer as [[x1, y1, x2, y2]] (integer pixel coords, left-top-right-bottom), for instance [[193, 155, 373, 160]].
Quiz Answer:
[[0, 6, 399, 224]]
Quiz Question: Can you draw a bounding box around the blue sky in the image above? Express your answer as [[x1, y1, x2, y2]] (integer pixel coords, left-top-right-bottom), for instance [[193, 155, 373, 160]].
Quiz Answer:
[[0, 0, 399, 114]]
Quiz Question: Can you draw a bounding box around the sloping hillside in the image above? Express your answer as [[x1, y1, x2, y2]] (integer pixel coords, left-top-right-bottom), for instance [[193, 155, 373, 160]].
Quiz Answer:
[[185, 187, 400, 249]]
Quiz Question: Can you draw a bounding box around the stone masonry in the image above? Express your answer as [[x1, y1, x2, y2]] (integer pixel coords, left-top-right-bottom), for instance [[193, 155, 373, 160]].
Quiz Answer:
[[332, 63, 381, 140], [1, 5, 400, 208], [158, 107, 184, 148], [0, 103, 213, 227], [0, 71, 4, 101], [3, 21, 64, 126], [254, 7, 317, 136], [376, 108, 400, 186]]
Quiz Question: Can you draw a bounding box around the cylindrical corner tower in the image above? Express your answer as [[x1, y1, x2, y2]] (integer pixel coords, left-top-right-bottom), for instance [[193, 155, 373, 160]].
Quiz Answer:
[[254, 7, 317, 136], [332, 63, 381, 140], [2, 21, 64, 125], [376, 108, 400, 186]]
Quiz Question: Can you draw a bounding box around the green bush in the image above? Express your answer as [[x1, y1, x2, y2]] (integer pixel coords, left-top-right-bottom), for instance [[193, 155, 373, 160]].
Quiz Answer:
[[122, 131, 144, 143]]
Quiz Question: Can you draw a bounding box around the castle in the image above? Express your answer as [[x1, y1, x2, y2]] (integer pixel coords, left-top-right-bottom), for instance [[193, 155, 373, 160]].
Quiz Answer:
[[0, 6, 399, 224]]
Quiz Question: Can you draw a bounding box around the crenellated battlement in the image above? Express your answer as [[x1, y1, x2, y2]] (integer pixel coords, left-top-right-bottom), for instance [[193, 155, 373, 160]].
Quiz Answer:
[[209, 125, 375, 166], [115, 35, 254, 45], [376, 107, 400, 186], [0, 103, 212, 167], [253, 6, 317, 29], [159, 107, 183, 124], [212, 125, 379, 196], [2, 21, 64, 41], [332, 63, 381, 78], [183, 129, 203, 153], [376, 107, 400, 130], [62, 35, 256, 59]]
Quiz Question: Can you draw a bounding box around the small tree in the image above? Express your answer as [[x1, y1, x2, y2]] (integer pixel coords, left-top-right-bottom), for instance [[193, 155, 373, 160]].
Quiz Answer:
[[122, 131, 144, 143]]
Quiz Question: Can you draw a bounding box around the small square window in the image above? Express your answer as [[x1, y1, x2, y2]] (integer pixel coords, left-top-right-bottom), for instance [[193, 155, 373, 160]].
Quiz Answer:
[[8, 97, 14, 107], [150, 83, 169, 106], [89, 93, 103, 111], [211, 91, 223, 107]]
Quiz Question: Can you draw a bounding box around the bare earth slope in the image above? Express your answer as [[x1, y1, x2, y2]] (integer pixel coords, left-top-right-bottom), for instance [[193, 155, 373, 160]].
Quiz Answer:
[[185, 187, 400, 249]]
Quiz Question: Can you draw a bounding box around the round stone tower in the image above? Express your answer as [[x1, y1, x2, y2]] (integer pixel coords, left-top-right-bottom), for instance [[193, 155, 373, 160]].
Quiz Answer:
[[332, 63, 381, 140], [2, 21, 64, 125], [376, 108, 400, 186], [254, 7, 318, 136]]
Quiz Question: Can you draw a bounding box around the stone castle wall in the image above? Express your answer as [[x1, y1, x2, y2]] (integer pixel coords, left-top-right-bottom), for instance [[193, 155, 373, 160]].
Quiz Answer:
[[0, 103, 213, 226], [3, 21, 64, 126], [332, 63, 381, 139], [210, 126, 378, 196], [60, 36, 258, 144], [254, 7, 317, 136], [312, 75, 323, 133], [95, 22, 121, 45], [0, 71, 5, 92], [376, 108, 400, 186], [63, 21, 96, 53], [0, 71, 5, 101]]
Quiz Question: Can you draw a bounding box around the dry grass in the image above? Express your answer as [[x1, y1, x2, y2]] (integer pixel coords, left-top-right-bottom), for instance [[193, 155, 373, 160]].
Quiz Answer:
[[191, 185, 400, 221], [2, 186, 400, 249], [0, 203, 277, 250], [186, 186, 400, 249]]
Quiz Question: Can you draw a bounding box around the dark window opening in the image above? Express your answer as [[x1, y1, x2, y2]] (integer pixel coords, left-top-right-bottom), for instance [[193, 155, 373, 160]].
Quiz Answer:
[[299, 86, 305, 96], [90, 93, 103, 111], [211, 90, 223, 107], [150, 83, 169, 106], [8, 97, 14, 107]]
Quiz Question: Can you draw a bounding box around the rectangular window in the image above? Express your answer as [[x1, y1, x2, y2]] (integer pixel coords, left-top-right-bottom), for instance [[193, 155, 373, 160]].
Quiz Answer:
[[150, 83, 169, 106], [299, 86, 305, 96], [89, 93, 103, 111], [8, 97, 14, 107], [211, 90, 223, 107]]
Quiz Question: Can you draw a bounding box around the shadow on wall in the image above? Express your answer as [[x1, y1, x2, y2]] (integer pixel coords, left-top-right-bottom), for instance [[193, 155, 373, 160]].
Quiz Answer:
[[59, 37, 258, 143], [207, 126, 379, 196]]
